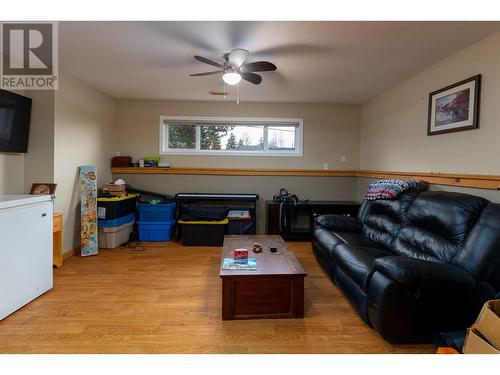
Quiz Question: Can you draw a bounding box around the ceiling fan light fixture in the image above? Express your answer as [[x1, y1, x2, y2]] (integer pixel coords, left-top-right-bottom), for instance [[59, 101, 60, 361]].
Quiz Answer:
[[222, 71, 241, 85], [228, 49, 249, 67]]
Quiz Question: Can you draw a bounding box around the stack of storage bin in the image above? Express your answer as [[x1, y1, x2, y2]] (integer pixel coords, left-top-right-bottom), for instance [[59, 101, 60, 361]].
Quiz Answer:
[[97, 194, 137, 249], [137, 202, 176, 241]]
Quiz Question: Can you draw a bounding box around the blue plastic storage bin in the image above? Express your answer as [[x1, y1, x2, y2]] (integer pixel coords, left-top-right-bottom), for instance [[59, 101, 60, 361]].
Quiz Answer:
[[98, 213, 135, 228], [137, 220, 175, 241], [137, 202, 176, 222]]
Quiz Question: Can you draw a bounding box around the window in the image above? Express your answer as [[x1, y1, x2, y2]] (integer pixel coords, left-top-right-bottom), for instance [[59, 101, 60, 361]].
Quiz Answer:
[[160, 116, 303, 156], [168, 124, 196, 149]]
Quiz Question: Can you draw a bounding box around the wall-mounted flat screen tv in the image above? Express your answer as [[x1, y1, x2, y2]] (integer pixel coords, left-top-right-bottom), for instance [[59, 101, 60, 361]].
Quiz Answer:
[[0, 89, 32, 153]]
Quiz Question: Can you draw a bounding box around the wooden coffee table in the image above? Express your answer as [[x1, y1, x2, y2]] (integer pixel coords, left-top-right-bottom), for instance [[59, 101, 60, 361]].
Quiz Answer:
[[219, 235, 307, 320]]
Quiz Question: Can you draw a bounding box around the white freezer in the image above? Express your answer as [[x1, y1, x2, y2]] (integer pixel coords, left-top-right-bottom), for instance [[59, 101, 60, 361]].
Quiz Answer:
[[0, 194, 53, 320]]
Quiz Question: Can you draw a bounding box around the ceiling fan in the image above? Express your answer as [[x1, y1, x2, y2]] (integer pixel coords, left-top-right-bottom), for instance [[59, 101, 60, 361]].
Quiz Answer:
[[189, 49, 277, 86]]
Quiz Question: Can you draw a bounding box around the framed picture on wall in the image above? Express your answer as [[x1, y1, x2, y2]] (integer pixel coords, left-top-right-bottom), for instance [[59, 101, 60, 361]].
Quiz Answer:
[[427, 74, 481, 135]]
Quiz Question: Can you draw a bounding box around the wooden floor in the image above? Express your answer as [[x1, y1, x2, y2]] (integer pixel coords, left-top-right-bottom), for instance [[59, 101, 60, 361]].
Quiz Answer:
[[0, 241, 433, 354]]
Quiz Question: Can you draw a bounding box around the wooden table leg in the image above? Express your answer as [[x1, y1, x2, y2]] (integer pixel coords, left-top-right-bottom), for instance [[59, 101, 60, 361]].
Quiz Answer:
[[53, 213, 63, 267]]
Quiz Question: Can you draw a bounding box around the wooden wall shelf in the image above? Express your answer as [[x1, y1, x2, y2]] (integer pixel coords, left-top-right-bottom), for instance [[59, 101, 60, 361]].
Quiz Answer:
[[356, 170, 500, 190], [111, 167, 356, 177], [111, 167, 500, 190]]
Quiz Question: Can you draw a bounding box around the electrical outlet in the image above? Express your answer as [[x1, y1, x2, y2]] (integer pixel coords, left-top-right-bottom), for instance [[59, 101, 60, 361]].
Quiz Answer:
[[323, 162, 329, 170], [340, 155, 346, 163]]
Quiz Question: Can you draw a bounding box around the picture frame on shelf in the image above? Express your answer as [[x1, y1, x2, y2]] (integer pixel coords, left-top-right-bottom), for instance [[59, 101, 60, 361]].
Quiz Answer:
[[29, 183, 57, 195]]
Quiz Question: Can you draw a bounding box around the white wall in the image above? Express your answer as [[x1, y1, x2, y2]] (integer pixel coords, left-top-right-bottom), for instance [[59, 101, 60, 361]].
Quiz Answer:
[[3, 79, 359, 250], [360, 30, 500, 174], [0, 153, 24, 194], [0, 90, 55, 195], [0, 89, 25, 194], [113, 100, 362, 231], [54, 72, 117, 254], [4, 29, 500, 251], [23, 91, 55, 192], [1, 74, 117, 254], [116, 100, 361, 170]]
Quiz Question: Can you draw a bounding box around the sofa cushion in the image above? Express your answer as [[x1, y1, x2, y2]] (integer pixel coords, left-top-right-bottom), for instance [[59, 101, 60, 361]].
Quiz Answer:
[[391, 226, 455, 263], [312, 227, 344, 254], [453, 203, 500, 286], [374, 256, 476, 289], [313, 226, 384, 253], [315, 214, 361, 232], [330, 244, 393, 291], [391, 191, 488, 263], [330, 231, 386, 249], [360, 189, 419, 248], [331, 266, 371, 324]]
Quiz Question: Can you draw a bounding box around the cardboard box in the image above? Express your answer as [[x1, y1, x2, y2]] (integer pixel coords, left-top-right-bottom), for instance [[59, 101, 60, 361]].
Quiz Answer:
[[463, 328, 500, 354], [103, 184, 126, 192], [474, 299, 500, 350]]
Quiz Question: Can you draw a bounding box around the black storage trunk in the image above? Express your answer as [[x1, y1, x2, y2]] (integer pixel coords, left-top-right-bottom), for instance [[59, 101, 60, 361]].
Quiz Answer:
[[175, 193, 258, 235], [227, 220, 254, 235], [97, 194, 137, 220], [179, 220, 227, 246]]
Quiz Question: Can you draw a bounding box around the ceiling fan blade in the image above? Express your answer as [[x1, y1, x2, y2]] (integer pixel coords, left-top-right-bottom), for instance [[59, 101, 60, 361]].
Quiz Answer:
[[190, 71, 222, 77], [240, 61, 277, 72], [228, 49, 249, 67], [194, 55, 224, 68], [241, 72, 262, 85]]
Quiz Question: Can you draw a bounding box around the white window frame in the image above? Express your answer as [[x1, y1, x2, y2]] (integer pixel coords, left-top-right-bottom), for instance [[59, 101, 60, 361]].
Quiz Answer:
[[159, 116, 303, 157]]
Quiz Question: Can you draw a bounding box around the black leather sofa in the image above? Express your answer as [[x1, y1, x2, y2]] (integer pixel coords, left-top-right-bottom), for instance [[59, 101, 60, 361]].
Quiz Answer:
[[312, 190, 500, 343]]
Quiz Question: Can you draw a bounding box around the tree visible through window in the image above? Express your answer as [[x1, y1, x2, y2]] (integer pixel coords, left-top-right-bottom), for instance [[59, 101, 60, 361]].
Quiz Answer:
[[168, 124, 195, 149], [200, 125, 234, 150], [161, 117, 302, 156], [226, 133, 237, 150]]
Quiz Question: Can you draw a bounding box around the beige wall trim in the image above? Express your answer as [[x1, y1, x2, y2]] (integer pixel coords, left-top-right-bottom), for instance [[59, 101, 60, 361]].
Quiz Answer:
[[62, 247, 80, 261], [112, 167, 500, 190], [356, 170, 500, 190]]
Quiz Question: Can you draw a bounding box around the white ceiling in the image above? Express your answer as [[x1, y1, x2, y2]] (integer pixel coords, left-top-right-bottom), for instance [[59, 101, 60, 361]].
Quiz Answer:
[[59, 21, 500, 104]]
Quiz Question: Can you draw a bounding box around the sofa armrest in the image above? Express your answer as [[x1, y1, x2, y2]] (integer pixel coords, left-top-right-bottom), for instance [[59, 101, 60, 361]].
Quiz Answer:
[[373, 256, 475, 289], [314, 214, 361, 232]]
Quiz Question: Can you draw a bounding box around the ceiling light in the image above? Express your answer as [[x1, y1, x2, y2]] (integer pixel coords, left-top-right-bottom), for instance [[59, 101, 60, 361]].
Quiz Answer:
[[223, 72, 241, 85]]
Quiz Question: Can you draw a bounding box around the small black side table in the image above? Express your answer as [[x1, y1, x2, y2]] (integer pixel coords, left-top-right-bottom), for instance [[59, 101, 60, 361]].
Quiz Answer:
[[266, 200, 360, 240]]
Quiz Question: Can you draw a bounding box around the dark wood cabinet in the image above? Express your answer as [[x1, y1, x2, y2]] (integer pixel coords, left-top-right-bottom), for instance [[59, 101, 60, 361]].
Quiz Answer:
[[266, 200, 361, 240]]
